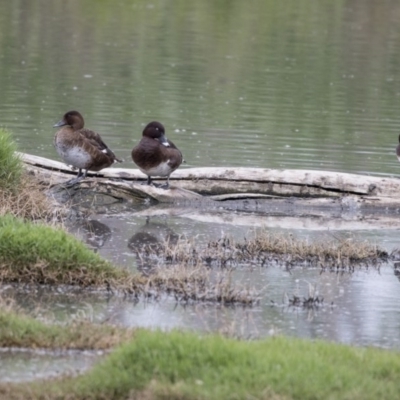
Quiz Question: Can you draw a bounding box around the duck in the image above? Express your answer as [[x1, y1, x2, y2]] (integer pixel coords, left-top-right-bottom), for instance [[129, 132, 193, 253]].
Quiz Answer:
[[53, 110, 122, 186], [131, 121, 183, 188]]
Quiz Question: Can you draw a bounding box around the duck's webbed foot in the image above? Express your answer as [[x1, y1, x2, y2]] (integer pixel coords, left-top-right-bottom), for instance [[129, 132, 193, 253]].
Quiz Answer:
[[141, 176, 170, 189], [158, 182, 170, 189], [158, 176, 171, 190], [63, 169, 87, 187]]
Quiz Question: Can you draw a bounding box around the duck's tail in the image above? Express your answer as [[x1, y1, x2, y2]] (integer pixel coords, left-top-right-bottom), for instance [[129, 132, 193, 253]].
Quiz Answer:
[[102, 148, 123, 163]]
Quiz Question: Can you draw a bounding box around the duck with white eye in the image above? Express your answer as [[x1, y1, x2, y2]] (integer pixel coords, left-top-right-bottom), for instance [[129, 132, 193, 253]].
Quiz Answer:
[[131, 121, 183, 189]]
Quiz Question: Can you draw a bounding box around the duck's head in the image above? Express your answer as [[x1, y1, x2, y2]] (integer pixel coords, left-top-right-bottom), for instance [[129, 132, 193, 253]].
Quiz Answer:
[[53, 110, 85, 130], [142, 121, 169, 147]]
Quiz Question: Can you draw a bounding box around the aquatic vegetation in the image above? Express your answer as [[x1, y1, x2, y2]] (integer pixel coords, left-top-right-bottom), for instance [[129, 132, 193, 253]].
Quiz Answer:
[[236, 231, 389, 269], [140, 231, 388, 270], [127, 262, 260, 305], [1, 329, 400, 399]]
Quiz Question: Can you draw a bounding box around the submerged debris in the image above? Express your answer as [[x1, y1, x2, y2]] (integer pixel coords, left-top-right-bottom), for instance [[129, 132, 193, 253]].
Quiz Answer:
[[287, 294, 324, 309]]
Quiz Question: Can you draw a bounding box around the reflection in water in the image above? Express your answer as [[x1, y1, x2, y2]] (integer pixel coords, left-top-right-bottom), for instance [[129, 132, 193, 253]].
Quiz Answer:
[[70, 220, 112, 250], [394, 263, 400, 282], [128, 218, 179, 273]]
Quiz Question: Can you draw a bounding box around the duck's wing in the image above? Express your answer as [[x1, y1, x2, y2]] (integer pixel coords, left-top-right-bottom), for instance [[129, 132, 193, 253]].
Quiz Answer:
[[164, 139, 183, 169], [168, 140, 182, 154], [79, 129, 108, 149], [79, 129, 122, 163]]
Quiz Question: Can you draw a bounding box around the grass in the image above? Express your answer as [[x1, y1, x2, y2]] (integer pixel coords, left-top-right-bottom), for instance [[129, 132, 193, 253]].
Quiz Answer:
[[137, 263, 260, 304], [0, 298, 134, 350], [0, 176, 58, 220], [0, 129, 55, 220], [235, 231, 388, 269], [142, 232, 388, 270], [1, 329, 400, 399], [0, 129, 22, 190], [0, 214, 258, 304], [0, 214, 126, 286]]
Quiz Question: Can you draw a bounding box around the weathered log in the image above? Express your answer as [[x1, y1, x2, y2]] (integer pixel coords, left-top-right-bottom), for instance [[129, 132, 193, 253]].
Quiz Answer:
[[19, 153, 400, 208]]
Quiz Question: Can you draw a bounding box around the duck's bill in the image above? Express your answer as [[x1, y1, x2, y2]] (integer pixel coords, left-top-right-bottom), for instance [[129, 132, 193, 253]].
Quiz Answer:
[[53, 120, 67, 128], [159, 134, 170, 147]]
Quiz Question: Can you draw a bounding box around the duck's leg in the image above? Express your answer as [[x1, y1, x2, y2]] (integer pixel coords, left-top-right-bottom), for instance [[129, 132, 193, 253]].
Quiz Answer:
[[64, 169, 87, 187], [140, 175, 155, 186], [145, 175, 170, 189]]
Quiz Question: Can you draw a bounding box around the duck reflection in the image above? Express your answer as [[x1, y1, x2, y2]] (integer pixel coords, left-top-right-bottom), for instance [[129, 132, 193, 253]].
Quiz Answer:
[[128, 218, 179, 273], [73, 219, 112, 250], [394, 262, 400, 282]]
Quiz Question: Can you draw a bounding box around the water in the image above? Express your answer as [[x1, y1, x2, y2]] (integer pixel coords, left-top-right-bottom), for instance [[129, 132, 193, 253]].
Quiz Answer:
[[1, 1, 400, 175], [2, 0, 400, 381], [0, 348, 101, 382]]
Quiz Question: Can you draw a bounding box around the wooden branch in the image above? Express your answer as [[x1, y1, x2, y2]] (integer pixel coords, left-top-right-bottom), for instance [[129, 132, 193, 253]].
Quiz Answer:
[[20, 153, 400, 207]]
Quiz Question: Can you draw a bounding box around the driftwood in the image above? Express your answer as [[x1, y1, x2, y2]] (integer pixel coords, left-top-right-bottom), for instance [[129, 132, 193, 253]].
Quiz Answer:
[[20, 153, 400, 212]]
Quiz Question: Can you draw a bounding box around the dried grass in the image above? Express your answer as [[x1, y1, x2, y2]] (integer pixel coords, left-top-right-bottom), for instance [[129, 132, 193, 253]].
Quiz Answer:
[[235, 231, 388, 269], [0, 176, 60, 221], [0, 265, 259, 306], [0, 130, 58, 221], [126, 263, 260, 305], [134, 231, 388, 271]]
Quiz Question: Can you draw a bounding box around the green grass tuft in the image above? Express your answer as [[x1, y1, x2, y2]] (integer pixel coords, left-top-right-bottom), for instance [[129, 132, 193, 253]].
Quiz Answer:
[[0, 214, 126, 285], [72, 331, 400, 399], [0, 215, 256, 303], [0, 129, 23, 190], [5, 330, 397, 400], [0, 303, 134, 350]]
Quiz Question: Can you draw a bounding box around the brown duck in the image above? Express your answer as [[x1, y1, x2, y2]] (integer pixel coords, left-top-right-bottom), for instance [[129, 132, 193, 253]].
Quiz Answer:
[[131, 121, 183, 188], [53, 110, 122, 186]]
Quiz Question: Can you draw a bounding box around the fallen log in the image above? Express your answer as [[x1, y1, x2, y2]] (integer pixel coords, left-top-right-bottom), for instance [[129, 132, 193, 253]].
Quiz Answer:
[[20, 153, 400, 209]]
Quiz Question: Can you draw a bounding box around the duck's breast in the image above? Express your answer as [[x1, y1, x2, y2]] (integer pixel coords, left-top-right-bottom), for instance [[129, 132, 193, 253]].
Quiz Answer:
[[140, 161, 174, 177], [56, 142, 92, 169]]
